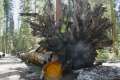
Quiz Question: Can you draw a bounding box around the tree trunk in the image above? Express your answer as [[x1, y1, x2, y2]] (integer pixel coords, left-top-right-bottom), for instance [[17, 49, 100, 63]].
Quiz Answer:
[[55, 0, 62, 22], [110, 0, 118, 59]]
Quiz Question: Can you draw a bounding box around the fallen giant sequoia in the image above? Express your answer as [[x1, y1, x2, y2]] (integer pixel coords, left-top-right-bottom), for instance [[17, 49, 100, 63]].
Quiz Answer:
[[20, 0, 113, 79]]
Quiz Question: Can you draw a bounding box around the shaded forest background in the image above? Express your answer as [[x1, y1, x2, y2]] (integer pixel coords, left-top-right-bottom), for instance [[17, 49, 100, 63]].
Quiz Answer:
[[0, 0, 120, 60]]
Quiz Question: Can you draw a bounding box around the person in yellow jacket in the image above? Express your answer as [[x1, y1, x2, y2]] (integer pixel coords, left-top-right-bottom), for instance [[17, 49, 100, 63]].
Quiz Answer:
[[43, 60, 62, 80], [42, 55, 63, 80]]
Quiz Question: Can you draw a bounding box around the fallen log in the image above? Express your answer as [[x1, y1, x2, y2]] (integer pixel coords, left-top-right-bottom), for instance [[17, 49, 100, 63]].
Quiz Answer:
[[20, 13, 38, 17], [19, 49, 52, 65]]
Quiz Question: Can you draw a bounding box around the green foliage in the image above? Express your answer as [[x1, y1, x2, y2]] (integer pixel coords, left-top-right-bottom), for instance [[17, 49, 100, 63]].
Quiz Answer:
[[0, 0, 36, 54], [97, 49, 110, 60]]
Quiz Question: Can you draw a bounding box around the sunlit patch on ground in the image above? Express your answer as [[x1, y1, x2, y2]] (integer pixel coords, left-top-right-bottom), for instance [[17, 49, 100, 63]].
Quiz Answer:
[[0, 55, 28, 80]]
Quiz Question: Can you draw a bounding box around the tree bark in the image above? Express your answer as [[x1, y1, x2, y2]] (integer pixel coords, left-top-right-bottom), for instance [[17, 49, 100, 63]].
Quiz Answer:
[[110, 0, 118, 58], [55, 0, 62, 22]]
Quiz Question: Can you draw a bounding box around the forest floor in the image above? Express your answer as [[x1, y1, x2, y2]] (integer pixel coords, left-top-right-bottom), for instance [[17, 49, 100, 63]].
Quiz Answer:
[[0, 54, 41, 80], [1, 54, 120, 80], [75, 61, 120, 80]]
